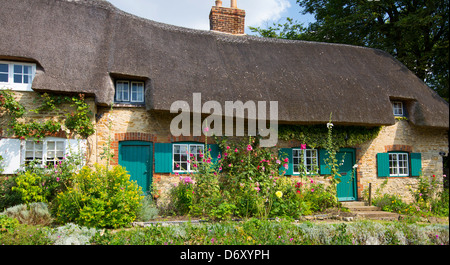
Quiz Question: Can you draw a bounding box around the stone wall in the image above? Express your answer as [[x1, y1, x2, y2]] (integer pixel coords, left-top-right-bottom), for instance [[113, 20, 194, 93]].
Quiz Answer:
[[355, 120, 448, 203]]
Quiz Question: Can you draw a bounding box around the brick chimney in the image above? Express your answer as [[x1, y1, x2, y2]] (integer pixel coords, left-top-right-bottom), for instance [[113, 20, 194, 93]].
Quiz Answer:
[[210, 0, 246, 35]]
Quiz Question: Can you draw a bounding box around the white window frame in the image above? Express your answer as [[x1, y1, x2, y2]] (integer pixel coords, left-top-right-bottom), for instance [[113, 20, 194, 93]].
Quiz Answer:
[[21, 138, 66, 167], [292, 148, 318, 174], [392, 101, 404, 116], [115, 80, 145, 104], [172, 143, 205, 173], [0, 61, 36, 91], [389, 152, 409, 177]]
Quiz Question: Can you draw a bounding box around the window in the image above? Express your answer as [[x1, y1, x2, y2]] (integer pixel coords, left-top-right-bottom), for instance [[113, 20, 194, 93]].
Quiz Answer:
[[114, 80, 144, 104], [392, 101, 404, 116], [23, 139, 65, 166], [172, 143, 204, 172], [0, 61, 36, 91], [389, 152, 409, 176], [293, 148, 318, 174]]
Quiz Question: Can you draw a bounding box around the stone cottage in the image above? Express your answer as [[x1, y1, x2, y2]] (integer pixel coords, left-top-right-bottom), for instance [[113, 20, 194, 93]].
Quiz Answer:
[[0, 0, 448, 203]]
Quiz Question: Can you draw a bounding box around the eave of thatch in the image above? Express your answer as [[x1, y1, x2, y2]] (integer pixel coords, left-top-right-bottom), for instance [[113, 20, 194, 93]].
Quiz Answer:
[[0, 0, 448, 128]]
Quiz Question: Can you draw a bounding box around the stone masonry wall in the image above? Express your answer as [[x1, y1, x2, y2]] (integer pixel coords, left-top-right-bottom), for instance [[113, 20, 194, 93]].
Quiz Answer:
[[355, 120, 448, 203]]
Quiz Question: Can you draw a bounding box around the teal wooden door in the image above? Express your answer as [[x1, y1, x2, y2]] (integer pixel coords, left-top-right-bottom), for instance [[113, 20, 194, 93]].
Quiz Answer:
[[119, 141, 153, 194], [335, 148, 357, 201]]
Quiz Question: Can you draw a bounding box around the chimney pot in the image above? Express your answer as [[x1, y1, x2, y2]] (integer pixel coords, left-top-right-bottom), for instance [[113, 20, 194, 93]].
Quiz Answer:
[[231, 0, 237, 8], [215, 0, 222, 7]]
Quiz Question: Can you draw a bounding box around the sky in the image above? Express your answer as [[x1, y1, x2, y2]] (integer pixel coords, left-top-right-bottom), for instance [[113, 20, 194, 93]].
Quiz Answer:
[[105, 0, 315, 35]]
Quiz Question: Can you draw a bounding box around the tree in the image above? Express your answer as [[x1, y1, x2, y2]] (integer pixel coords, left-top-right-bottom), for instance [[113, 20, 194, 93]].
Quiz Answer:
[[250, 0, 449, 102]]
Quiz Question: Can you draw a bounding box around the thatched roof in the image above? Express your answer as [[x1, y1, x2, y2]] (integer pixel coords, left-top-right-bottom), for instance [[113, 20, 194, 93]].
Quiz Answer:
[[0, 0, 448, 128]]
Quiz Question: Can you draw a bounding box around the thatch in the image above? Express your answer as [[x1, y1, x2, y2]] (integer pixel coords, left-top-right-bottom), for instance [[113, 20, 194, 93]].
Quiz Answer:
[[0, 0, 448, 128]]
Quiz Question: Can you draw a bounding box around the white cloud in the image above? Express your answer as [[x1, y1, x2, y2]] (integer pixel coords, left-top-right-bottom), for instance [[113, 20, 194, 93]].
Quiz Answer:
[[106, 0, 291, 33]]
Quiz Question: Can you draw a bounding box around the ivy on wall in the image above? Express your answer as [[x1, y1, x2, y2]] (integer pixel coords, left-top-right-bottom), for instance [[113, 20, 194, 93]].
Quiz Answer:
[[0, 90, 95, 140], [278, 124, 381, 148]]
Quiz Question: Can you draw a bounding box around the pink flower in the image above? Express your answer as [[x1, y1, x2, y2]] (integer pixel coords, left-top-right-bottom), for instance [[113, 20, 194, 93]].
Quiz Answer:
[[219, 166, 222, 171], [218, 154, 221, 159], [284, 158, 289, 163], [276, 159, 281, 164], [247, 145, 253, 151], [283, 164, 288, 169], [234, 148, 238, 152], [229, 164, 232, 167], [311, 189, 315, 192], [300, 144, 307, 150], [56, 177, 60, 182], [204, 127, 209, 132], [226, 146, 230, 150], [206, 158, 211, 163], [310, 178, 314, 183]]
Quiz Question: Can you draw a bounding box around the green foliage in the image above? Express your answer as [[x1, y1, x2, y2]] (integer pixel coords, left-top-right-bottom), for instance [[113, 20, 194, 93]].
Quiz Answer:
[[91, 219, 449, 245], [0, 90, 95, 140], [0, 215, 19, 233], [52, 164, 143, 228], [302, 182, 338, 212], [12, 171, 48, 204], [278, 124, 381, 149], [0, 223, 53, 245], [169, 176, 194, 216], [1, 202, 53, 226], [136, 196, 159, 221]]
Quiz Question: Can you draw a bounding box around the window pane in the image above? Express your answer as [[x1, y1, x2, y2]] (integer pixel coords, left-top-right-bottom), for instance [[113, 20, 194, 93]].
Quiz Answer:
[[14, 74, 22, 83], [47, 141, 55, 150], [13, 65, 22, 74], [0, 73, 7, 82], [0, 64, 8, 73], [35, 151, 43, 159], [174, 154, 180, 161], [173, 145, 181, 154], [56, 141, 64, 150], [180, 145, 188, 154], [35, 142, 43, 150], [26, 141, 34, 150]]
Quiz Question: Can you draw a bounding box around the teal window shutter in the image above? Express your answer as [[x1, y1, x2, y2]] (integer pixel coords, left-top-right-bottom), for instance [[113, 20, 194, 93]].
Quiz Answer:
[[319, 149, 331, 175], [410, 153, 422, 177], [208, 144, 221, 164], [377, 153, 390, 177], [154, 143, 173, 173], [278, 148, 293, 176]]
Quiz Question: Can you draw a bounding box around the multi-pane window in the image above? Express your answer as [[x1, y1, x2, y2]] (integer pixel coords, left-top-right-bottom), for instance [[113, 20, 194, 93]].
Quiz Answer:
[[293, 148, 318, 174], [23, 139, 65, 166], [173, 143, 204, 172], [115, 80, 144, 104], [389, 152, 409, 176], [392, 101, 404, 116], [25, 141, 44, 164], [46, 141, 65, 166], [0, 61, 36, 91]]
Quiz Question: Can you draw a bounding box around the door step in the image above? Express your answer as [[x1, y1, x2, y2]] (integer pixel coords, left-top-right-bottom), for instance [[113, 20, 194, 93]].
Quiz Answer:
[[341, 201, 400, 221]]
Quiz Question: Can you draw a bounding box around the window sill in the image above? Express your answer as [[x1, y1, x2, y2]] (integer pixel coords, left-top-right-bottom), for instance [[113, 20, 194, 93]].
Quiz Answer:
[[113, 103, 145, 108]]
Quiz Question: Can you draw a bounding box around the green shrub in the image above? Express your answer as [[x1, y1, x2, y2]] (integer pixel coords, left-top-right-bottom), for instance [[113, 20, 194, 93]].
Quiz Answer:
[[169, 176, 194, 216], [136, 196, 159, 221], [0, 215, 19, 233], [52, 164, 143, 228], [2, 202, 52, 226], [302, 182, 338, 212], [11, 171, 48, 204]]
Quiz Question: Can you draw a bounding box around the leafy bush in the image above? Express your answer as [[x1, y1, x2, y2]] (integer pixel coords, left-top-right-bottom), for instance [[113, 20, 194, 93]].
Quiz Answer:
[[0, 215, 19, 233], [136, 196, 159, 221], [169, 176, 194, 216], [302, 181, 338, 212], [52, 164, 143, 228], [1, 151, 84, 210], [1, 202, 52, 226]]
